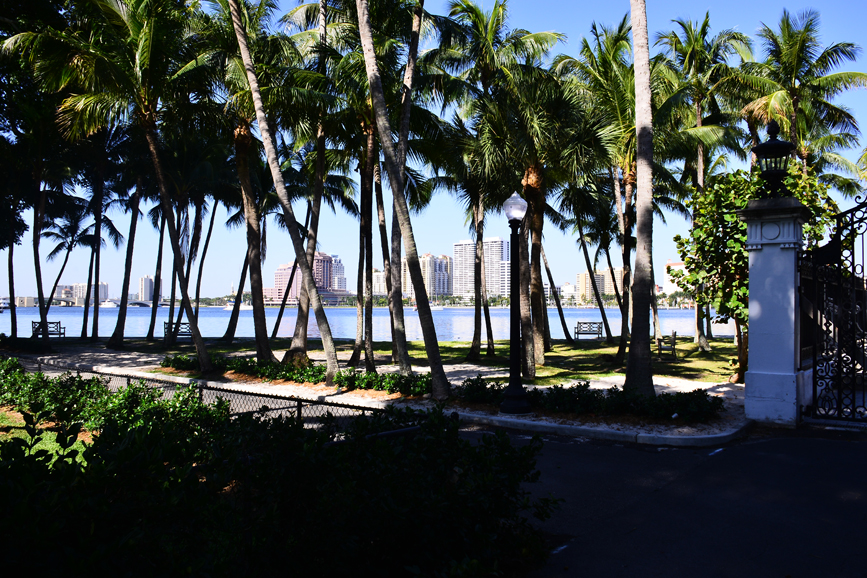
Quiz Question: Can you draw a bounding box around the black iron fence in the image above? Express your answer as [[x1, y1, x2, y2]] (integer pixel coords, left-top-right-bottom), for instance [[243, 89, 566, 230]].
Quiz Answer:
[[6, 355, 385, 432]]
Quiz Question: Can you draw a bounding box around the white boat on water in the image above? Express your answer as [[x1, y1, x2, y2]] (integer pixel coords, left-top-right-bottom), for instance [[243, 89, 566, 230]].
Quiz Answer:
[[101, 300, 118, 308], [0, 298, 9, 312], [223, 302, 253, 311]]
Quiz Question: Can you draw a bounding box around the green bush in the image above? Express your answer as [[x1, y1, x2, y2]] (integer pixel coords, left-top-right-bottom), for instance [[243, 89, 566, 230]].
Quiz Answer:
[[334, 368, 432, 396], [160, 353, 328, 383], [460, 376, 725, 423], [0, 357, 553, 576]]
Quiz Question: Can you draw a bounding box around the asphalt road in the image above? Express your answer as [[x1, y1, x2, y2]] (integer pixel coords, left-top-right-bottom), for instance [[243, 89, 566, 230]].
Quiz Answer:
[[463, 425, 867, 578]]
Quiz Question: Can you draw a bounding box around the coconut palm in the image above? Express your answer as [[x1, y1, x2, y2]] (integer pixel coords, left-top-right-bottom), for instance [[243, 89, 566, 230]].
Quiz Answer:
[[742, 9, 867, 164], [225, 0, 340, 383], [624, 0, 655, 397], [6, 0, 214, 369], [42, 196, 89, 314]]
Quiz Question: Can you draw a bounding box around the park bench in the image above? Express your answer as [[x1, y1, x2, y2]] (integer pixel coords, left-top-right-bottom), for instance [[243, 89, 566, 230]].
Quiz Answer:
[[164, 321, 193, 342], [574, 321, 603, 340], [656, 330, 678, 360], [31, 321, 66, 339]]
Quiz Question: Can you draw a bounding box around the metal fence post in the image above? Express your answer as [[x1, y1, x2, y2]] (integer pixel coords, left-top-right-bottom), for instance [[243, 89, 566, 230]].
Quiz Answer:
[[297, 400, 303, 425]]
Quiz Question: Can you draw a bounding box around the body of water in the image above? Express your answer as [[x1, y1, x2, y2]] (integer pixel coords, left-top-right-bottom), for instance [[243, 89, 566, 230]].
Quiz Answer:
[[1, 305, 735, 341]]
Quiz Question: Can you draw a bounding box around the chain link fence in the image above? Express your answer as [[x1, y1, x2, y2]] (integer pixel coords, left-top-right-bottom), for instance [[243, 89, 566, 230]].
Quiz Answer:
[[4, 354, 384, 433]]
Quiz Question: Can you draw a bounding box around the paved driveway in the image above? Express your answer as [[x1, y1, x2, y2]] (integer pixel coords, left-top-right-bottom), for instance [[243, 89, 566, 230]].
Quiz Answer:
[[462, 426, 867, 578]]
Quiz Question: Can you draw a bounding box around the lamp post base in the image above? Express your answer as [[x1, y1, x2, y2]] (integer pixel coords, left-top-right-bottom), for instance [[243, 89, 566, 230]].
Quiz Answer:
[[499, 390, 532, 415]]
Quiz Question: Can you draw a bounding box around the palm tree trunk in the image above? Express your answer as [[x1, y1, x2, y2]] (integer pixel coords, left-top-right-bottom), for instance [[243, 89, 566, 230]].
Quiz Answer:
[[544, 244, 578, 345], [389, 197, 412, 372], [362, 128, 376, 373], [107, 187, 141, 349], [347, 227, 365, 368], [81, 248, 94, 339], [524, 170, 546, 365], [166, 252, 177, 345], [614, 176, 633, 364], [519, 218, 535, 378], [228, 0, 338, 383], [650, 262, 662, 341], [90, 177, 104, 342], [143, 127, 212, 371], [32, 184, 51, 349], [606, 251, 623, 311], [287, 174, 323, 361], [356, 0, 451, 398], [235, 125, 273, 362], [466, 199, 484, 361], [7, 235, 17, 338], [271, 203, 310, 339], [374, 161, 398, 356], [46, 247, 74, 319], [146, 211, 166, 341], [478, 201, 495, 356], [221, 255, 249, 343], [194, 201, 218, 319], [624, 0, 656, 397]]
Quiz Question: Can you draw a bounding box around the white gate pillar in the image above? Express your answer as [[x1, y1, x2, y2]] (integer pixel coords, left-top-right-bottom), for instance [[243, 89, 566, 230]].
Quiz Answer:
[[738, 197, 813, 426]]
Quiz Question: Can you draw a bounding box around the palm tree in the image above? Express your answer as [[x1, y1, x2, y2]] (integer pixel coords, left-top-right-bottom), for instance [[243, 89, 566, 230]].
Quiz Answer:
[[656, 14, 751, 352], [624, 0, 655, 397], [41, 196, 89, 314], [7, 0, 214, 369], [742, 9, 867, 164], [226, 0, 340, 383], [354, 0, 454, 399]]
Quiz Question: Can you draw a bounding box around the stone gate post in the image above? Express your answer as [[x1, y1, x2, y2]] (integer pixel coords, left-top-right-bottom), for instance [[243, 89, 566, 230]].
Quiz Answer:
[[738, 197, 813, 426]]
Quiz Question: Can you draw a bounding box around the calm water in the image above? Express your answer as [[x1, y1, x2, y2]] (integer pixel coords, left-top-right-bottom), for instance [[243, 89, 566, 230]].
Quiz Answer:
[[1, 305, 735, 341]]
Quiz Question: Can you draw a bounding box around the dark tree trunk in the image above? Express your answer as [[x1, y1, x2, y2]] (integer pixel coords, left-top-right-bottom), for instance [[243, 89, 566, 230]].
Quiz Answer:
[[524, 168, 546, 365], [90, 176, 104, 343], [146, 211, 166, 341], [194, 201, 218, 319], [81, 247, 95, 339], [7, 236, 17, 338], [32, 178, 50, 349], [235, 123, 273, 362], [221, 255, 249, 343], [374, 161, 397, 357], [362, 127, 376, 373], [271, 203, 310, 339], [347, 226, 365, 368], [389, 196, 412, 373], [466, 198, 484, 361], [606, 251, 623, 311], [107, 187, 141, 349], [519, 218, 535, 378], [542, 244, 577, 345]]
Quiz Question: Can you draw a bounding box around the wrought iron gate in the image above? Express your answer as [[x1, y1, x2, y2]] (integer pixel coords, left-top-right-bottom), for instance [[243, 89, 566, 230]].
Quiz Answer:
[[800, 200, 867, 422]]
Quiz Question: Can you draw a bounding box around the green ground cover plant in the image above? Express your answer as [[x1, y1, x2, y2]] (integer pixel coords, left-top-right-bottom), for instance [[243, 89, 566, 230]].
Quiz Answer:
[[0, 358, 553, 576], [452, 375, 725, 423]]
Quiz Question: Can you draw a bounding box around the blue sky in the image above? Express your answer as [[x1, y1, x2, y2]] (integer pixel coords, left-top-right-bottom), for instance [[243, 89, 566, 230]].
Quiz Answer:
[[2, 0, 865, 299]]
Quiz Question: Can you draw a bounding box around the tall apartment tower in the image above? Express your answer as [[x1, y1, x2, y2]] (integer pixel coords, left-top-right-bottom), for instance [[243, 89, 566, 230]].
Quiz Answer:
[[401, 254, 453, 300], [453, 237, 509, 299], [139, 275, 161, 302], [330, 255, 346, 291], [312, 252, 333, 291]]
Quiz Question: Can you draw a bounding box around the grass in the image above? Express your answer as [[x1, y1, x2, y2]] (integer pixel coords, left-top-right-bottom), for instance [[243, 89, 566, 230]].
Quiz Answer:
[[0, 407, 90, 464], [18, 334, 740, 386]]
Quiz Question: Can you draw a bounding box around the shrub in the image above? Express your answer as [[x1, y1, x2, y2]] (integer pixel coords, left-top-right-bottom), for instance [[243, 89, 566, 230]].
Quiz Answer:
[[334, 369, 432, 396], [452, 374, 506, 404]]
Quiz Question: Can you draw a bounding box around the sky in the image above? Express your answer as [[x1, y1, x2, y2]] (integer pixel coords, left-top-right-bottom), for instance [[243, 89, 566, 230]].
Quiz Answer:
[[2, 0, 866, 300]]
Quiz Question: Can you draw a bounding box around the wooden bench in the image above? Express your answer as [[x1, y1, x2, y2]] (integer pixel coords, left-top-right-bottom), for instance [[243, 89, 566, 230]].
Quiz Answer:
[[656, 330, 678, 360], [164, 321, 193, 341], [31, 321, 66, 339], [574, 321, 603, 340]]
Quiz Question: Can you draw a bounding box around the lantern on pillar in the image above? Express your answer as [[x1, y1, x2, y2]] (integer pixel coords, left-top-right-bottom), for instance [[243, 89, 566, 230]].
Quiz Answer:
[[752, 120, 796, 198]]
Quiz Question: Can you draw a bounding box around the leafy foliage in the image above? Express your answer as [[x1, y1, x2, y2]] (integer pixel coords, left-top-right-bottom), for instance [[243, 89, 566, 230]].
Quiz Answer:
[[161, 353, 327, 383], [453, 374, 725, 422], [0, 358, 554, 576], [334, 369, 433, 396]]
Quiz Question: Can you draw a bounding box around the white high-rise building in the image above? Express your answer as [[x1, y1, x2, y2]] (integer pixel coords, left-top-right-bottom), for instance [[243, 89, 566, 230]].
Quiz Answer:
[[72, 282, 108, 303], [402, 254, 453, 300], [453, 238, 510, 299], [139, 275, 161, 302], [372, 269, 388, 295], [331, 255, 346, 291]]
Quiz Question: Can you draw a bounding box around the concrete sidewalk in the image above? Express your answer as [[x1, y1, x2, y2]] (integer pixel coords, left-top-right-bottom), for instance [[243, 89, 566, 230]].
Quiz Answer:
[[11, 343, 750, 448]]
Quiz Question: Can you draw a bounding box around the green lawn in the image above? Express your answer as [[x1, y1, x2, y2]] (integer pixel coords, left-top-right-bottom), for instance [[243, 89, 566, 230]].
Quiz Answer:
[[124, 335, 739, 385], [0, 408, 89, 463]]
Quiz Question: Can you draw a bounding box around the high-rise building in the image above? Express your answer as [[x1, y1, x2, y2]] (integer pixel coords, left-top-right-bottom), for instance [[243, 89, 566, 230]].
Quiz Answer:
[[577, 271, 605, 300], [401, 254, 453, 300], [274, 263, 302, 302], [453, 237, 509, 299], [371, 269, 388, 295], [312, 252, 333, 291], [331, 255, 346, 291], [139, 275, 161, 302], [72, 282, 108, 303]]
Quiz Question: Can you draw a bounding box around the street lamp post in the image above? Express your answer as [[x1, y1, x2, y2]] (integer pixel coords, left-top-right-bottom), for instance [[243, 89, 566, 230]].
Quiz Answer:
[[752, 120, 796, 198], [500, 193, 532, 415]]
